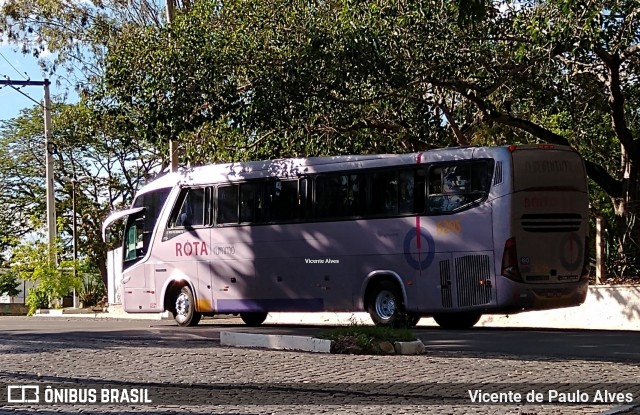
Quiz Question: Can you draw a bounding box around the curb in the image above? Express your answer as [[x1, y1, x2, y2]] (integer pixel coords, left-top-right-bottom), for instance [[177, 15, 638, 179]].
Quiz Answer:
[[34, 308, 171, 320], [220, 332, 332, 353], [220, 331, 426, 355], [599, 403, 640, 415]]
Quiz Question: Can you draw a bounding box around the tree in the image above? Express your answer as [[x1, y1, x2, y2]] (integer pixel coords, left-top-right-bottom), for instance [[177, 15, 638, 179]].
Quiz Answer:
[[0, 270, 21, 298], [0, 0, 165, 95], [101, 0, 640, 274], [0, 102, 163, 285], [4, 0, 640, 275], [9, 240, 80, 314], [1, 0, 172, 281]]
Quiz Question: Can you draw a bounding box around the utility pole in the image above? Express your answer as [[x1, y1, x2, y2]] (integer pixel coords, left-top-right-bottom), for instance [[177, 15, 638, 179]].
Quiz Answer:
[[166, 0, 179, 173], [0, 78, 56, 263]]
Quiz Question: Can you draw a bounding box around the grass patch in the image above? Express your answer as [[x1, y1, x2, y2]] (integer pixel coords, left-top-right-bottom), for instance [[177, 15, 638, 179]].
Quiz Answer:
[[319, 324, 417, 355]]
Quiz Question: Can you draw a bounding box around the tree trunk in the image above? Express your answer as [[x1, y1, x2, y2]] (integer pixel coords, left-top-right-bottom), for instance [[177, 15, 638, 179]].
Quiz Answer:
[[611, 144, 640, 277]]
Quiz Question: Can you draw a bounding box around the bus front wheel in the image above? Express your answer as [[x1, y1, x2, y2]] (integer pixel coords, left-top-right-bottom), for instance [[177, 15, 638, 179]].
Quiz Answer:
[[432, 312, 481, 329], [367, 280, 405, 328], [174, 285, 202, 327], [240, 312, 268, 326]]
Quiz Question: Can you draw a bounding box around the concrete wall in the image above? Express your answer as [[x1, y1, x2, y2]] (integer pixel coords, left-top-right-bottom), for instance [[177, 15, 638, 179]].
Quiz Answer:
[[0, 303, 29, 316], [107, 248, 123, 305], [477, 285, 640, 331]]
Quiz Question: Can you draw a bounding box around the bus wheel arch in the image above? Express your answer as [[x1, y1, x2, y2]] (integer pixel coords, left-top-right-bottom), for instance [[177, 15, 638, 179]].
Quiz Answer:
[[364, 275, 409, 328], [164, 280, 202, 327]]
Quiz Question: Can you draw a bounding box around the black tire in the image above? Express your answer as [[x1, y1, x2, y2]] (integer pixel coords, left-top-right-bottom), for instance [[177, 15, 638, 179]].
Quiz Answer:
[[173, 285, 202, 327], [367, 280, 405, 328], [240, 312, 268, 327], [433, 312, 482, 329]]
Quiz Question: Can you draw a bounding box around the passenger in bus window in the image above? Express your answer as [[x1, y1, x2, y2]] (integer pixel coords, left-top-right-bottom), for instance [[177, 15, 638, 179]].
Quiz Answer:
[[176, 200, 192, 227]]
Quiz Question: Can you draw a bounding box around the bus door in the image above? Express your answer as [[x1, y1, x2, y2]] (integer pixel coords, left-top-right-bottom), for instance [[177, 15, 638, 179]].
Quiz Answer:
[[121, 210, 156, 312], [163, 186, 215, 313]]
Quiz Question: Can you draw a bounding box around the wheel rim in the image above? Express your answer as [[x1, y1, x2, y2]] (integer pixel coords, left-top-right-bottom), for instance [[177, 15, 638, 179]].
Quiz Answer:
[[175, 291, 190, 324], [374, 289, 396, 320]]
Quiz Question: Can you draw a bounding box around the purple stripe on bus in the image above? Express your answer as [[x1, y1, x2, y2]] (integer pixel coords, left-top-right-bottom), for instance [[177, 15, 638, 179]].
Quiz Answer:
[[216, 298, 324, 313]]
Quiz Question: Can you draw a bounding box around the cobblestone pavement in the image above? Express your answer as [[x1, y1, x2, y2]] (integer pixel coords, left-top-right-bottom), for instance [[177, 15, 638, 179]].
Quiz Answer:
[[1, 322, 639, 415]]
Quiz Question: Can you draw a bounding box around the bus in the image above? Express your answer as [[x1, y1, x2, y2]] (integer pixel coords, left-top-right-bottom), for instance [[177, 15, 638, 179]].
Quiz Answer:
[[102, 145, 589, 329]]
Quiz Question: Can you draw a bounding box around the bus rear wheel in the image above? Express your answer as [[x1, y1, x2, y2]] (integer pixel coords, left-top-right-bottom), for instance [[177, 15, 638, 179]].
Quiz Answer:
[[240, 312, 268, 327], [367, 280, 406, 328], [174, 286, 202, 327], [432, 312, 481, 329]]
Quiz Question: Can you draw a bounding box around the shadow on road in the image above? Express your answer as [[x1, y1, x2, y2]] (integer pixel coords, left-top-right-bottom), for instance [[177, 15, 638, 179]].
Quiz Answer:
[[1, 317, 640, 363]]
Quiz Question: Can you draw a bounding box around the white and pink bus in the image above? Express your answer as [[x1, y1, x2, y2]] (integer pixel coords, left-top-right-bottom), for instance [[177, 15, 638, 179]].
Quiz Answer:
[[103, 145, 589, 328]]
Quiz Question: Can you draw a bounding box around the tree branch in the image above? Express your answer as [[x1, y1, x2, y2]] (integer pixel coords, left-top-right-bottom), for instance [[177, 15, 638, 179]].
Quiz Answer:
[[456, 89, 623, 198], [594, 45, 638, 160], [437, 98, 469, 146]]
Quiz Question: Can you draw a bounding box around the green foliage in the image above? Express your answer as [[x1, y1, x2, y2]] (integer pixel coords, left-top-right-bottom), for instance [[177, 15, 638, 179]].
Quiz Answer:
[[4, 0, 640, 276], [25, 285, 50, 316], [320, 323, 416, 354], [0, 101, 163, 285], [322, 325, 416, 343], [10, 240, 81, 315], [0, 270, 21, 297]]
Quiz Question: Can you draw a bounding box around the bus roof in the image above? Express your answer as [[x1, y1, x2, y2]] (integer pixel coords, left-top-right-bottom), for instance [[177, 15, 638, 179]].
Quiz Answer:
[[134, 144, 574, 195]]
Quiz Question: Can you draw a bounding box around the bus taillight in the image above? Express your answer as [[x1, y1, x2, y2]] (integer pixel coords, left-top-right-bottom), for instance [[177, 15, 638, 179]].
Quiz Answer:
[[501, 237, 523, 282]]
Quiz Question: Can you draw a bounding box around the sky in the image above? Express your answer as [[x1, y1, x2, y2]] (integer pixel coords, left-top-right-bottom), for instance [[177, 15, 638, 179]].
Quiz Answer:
[[0, 43, 76, 123]]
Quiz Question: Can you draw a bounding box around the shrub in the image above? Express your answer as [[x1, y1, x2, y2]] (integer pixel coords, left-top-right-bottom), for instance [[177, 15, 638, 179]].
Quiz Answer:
[[25, 284, 50, 314], [0, 270, 21, 298], [78, 273, 106, 307], [9, 241, 81, 315], [320, 323, 417, 354]]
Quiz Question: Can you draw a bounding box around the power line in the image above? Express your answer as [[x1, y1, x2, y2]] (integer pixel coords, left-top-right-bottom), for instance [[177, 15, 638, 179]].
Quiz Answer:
[[0, 76, 49, 108], [0, 51, 28, 80], [0, 76, 57, 264]]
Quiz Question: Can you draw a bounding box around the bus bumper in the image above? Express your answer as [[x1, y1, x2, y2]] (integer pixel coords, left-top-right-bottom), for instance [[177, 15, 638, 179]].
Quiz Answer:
[[495, 276, 589, 312]]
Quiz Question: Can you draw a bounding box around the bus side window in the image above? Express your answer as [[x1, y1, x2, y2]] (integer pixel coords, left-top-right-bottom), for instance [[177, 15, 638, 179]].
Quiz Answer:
[[398, 169, 415, 214], [428, 162, 491, 214], [315, 175, 346, 218], [299, 178, 311, 219], [186, 188, 205, 226], [217, 185, 239, 224], [428, 167, 445, 213], [266, 180, 299, 222], [470, 162, 490, 193], [370, 171, 398, 215], [240, 182, 264, 223], [316, 174, 365, 219], [170, 187, 205, 228]]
